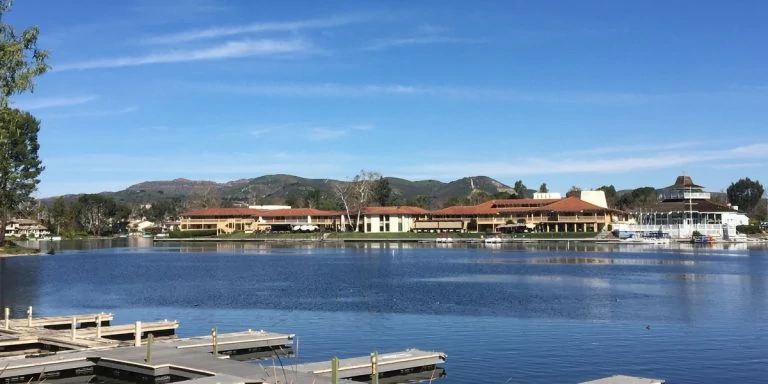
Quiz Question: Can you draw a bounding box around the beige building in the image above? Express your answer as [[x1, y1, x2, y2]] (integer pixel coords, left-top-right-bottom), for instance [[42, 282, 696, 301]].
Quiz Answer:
[[180, 208, 342, 234], [428, 197, 625, 233], [179, 194, 626, 235], [4, 219, 50, 238], [361, 206, 430, 233]]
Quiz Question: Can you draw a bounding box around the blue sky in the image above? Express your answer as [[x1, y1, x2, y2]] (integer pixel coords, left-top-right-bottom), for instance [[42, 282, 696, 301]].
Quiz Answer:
[[6, 0, 768, 197]]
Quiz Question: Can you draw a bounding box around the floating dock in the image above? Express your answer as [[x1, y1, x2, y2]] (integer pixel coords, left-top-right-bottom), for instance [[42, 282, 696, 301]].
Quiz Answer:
[[581, 375, 666, 384], [296, 349, 446, 381], [1, 309, 447, 384]]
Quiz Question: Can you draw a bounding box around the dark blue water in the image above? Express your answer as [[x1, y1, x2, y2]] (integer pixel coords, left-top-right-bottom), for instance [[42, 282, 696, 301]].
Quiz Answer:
[[2, 240, 767, 383]]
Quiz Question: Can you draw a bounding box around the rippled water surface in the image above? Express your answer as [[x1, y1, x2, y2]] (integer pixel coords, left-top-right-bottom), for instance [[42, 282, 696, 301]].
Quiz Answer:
[[1, 240, 767, 383]]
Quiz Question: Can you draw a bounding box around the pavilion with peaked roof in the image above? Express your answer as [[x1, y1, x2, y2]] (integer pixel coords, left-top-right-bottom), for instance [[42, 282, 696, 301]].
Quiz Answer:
[[614, 174, 749, 240]]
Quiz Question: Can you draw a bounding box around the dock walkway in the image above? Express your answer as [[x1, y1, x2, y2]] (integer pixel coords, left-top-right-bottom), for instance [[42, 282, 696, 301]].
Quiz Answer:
[[1, 310, 447, 384]]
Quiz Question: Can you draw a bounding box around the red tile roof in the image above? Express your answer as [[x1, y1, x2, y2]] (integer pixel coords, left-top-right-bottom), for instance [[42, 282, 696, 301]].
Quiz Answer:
[[181, 208, 260, 217], [534, 197, 608, 212], [181, 208, 340, 218], [257, 208, 341, 217], [431, 205, 495, 215], [364, 206, 429, 215], [182, 198, 623, 219]]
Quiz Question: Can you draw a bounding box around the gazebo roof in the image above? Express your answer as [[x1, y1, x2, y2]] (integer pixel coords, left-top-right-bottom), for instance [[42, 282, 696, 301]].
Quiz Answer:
[[664, 175, 704, 190]]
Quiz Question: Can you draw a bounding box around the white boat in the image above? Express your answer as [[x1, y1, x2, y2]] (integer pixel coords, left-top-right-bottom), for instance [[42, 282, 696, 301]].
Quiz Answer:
[[621, 236, 669, 245]]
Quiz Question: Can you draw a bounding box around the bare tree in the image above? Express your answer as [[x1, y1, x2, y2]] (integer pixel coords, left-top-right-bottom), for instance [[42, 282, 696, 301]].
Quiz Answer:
[[332, 170, 381, 231]]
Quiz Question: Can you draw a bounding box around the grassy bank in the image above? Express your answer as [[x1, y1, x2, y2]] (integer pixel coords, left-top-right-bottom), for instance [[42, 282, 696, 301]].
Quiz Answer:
[[0, 241, 40, 256], [510, 232, 598, 239], [194, 231, 599, 241]]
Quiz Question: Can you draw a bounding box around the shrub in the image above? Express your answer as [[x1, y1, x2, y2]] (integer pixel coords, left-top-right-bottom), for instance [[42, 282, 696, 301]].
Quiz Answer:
[[736, 224, 762, 235], [169, 229, 217, 238]]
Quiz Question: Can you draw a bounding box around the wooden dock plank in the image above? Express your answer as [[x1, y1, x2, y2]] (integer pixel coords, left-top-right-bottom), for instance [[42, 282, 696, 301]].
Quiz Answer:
[[173, 329, 294, 351], [76, 319, 178, 337], [7, 313, 114, 328], [296, 349, 446, 378]]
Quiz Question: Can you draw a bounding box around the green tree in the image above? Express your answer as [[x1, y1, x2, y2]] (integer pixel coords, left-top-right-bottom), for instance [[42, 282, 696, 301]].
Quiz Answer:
[[1, 0, 49, 107], [597, 185, 617, 207], [615, 187, 658, 210], [75, 194, 121, 236], [0, 109, 43, 244], [468, 190, 491, 205], [406, 194, 434, 209], [372, 176, 392, 206], [538, 183, 548, 193], [0, 1, 49, 245], [566, 186, 582, 198], [443, 195, 469, 208], [727, 178, 765, 215], [492, 191, 515, 200], [513, 180, 528, 198]]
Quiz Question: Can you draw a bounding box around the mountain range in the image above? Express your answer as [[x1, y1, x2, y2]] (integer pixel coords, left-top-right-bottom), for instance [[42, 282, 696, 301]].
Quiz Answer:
[[78, 174, 519, 207]]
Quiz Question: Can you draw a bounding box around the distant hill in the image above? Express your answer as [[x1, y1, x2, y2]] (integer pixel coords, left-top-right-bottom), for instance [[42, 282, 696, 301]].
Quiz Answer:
[[48, 174, 514, 208]]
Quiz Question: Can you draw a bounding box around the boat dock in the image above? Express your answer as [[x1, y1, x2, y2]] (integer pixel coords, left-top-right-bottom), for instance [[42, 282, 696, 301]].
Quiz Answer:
[[580, 374, 666, 384], [295, 349, 447, 382], [0, 309, 447, 384]]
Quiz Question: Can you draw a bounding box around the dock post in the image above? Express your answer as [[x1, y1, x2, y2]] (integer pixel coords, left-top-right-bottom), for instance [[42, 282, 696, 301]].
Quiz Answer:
[[3, 307, 8, 330], [96, 314, 102, 338], [370, 351, 379, 384], [146, 333, 154, 364], [71, 317, 77, 340], [27, 306, 33, 326], [331, 357, 339, 384], [211, 327, 218, 356], [134, 321, 142, 347]]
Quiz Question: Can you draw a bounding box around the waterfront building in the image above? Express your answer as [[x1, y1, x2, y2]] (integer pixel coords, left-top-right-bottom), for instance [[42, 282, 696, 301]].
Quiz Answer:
[[178, 192, 625, 234], [613, 175, 749, 240], [3, 219, 50, 238], [360, 206, 429, 233], [426, 195, 624, 233], [179, 207, 342, 234]]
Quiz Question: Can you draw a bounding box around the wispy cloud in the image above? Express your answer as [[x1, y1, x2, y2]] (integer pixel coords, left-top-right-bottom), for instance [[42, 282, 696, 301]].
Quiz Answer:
[[364, 36, 483, 51], [711, 162, 768, 170], [398, 143, 768, 180], [250, 128, 273, 137], [43, 151, 358, 179], [146, 15, 370, 45], [13, 95, 99, 110], [561, 141, 707, 156], [206, 82, 650, 105], [364, 23, 484, 51], [40, 106, 138, 119], [55, 39, 310, 71], [307, 125, 372, 141]]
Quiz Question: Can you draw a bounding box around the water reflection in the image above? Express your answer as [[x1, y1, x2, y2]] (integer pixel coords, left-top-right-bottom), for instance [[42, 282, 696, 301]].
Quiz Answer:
[[1, 239, 766, 384], [0, 256, 40, 316]]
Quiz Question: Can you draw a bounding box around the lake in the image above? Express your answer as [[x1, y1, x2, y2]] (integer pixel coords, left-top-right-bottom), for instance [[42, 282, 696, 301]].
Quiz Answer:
[[1, 239, 767, 383]]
